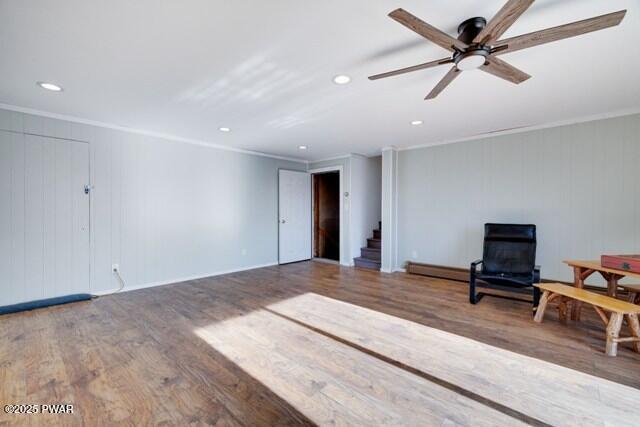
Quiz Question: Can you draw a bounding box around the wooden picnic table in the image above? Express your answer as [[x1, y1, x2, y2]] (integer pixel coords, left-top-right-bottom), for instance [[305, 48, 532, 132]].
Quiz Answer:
[[563, 259, 640, 321]]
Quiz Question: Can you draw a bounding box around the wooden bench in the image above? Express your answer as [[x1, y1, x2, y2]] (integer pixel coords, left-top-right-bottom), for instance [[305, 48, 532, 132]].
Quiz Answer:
[[534, 283, 640, 356], [618, 284, 640, 304]]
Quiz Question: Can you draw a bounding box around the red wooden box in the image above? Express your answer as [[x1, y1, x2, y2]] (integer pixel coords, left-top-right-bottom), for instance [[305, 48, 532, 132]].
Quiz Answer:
[[601, 254, 640, 274]]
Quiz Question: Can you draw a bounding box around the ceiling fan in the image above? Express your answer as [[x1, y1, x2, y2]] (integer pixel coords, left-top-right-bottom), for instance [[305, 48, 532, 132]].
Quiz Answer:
[[369, 0, 627, 100]]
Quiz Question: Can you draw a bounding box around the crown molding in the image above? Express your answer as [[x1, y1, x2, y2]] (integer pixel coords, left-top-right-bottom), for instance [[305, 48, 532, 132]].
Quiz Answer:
[[309, 152, 381, 164], [0, 103, 308, 164], [397, 107, 640, 153], [308, 154, 351, 163]]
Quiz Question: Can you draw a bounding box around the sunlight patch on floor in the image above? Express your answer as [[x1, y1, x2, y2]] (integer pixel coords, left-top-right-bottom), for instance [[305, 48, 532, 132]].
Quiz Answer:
[[194, 305, 526, 426], [266, 293, 640, 427]]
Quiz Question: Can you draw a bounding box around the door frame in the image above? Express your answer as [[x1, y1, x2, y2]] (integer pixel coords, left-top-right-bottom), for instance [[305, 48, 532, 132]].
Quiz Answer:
[[309, 166, 345, 266], [277, 168, 312, 264]]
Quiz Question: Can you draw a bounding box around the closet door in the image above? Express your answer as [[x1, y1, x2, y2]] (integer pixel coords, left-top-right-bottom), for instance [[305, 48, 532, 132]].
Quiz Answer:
[[0, 131, 90, 306]]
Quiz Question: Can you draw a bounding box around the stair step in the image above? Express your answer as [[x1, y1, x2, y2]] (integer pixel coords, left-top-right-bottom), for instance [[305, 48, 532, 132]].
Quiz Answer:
[[361, 247, 381, 261], [367, 238, 381, 249], [373, 229, 381, 239], [354, 257, 381, 271]]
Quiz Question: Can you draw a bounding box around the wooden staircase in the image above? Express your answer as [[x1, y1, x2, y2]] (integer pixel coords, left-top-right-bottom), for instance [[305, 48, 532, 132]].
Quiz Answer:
[[354, 222, 381, 271]]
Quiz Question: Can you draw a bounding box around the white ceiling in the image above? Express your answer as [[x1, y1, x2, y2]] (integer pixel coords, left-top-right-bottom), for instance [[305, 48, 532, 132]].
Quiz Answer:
[[0, 0, 638, 161]]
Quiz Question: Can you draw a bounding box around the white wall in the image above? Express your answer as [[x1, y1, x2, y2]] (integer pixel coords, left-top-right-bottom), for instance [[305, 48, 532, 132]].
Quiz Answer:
[[0, 108, 305, 301], [396, 113, 640, 284], [350, 155, 381, 261]]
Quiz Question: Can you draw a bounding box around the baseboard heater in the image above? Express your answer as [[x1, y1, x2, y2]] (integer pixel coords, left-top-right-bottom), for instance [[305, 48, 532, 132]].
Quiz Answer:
[[0, 294, 93, 316], [405, 261, 608, 293], [406, 262, 470, 282]]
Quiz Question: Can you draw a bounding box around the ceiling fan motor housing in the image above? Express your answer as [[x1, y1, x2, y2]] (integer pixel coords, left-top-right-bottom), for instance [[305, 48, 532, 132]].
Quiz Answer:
[[457, 17, 487, 44]]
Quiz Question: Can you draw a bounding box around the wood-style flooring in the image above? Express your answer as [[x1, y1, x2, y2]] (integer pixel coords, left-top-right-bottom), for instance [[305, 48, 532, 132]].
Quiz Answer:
[[1, 261, 639, 426]]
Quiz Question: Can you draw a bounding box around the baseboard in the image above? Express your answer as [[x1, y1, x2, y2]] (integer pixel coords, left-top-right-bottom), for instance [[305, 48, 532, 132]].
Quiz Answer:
[[93, 262, 279, 296], [381, 267, 407, 273]]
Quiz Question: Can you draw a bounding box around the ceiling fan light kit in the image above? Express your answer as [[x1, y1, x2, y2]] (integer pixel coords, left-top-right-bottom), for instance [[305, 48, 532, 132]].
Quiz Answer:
[[454, 49, 489, 71], [369, 0, 627, 100]]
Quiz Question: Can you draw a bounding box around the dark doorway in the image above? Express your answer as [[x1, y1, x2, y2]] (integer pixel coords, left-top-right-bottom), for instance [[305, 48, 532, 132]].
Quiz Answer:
[[312, 172, 340, 261]]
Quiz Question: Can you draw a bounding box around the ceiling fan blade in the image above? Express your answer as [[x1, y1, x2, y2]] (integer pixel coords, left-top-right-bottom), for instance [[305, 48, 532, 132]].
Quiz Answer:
[[369, 58, 453, 80], [493, 10, 626, 55], [425, 66, 461, 100], [389, 9, 468, 52], [473, 0, 535, 45], [481, 55, 531, 84]]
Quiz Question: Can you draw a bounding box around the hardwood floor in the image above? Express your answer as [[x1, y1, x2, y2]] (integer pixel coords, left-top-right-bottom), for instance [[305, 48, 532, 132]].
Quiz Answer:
[[1, 261, 639, 426]]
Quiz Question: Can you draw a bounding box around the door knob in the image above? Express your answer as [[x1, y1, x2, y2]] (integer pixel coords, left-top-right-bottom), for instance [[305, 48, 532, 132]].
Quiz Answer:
[[281, 219, 286, 224]]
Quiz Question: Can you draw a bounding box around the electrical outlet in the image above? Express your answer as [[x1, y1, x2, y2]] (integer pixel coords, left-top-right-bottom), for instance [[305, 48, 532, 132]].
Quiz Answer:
[[241, 249, 247, 256], [112, 264, 120, 272], [411, 251, 418, 260]]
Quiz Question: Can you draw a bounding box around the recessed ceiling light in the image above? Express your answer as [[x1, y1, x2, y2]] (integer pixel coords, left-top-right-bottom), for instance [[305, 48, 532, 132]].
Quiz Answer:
[[411, 120, 423, 126], [298, 145, 308, 150], [37, 81, 63, 92], [219, 127, 231, 132], [333, 75, 351, 85]]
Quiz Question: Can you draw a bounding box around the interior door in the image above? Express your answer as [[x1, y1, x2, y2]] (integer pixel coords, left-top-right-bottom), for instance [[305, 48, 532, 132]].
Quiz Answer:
[[0, 131, 90, 306], [278, 169, 311, 264]]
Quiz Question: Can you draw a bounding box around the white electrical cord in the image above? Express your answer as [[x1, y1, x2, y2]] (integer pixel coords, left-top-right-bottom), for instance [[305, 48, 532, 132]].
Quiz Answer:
[[113, 268, 126, 293], [98, 267, 126, 297]]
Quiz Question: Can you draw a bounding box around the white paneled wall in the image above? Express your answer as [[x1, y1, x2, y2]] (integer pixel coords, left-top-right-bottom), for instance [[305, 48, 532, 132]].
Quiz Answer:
[[350, 155, 382, 261], [397, 113, 640, 284], [0, 108, 305, 303]]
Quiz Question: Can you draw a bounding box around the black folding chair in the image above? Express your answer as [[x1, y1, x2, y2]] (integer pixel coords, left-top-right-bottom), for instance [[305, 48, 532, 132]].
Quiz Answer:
[[469, 223, 541, 312]]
